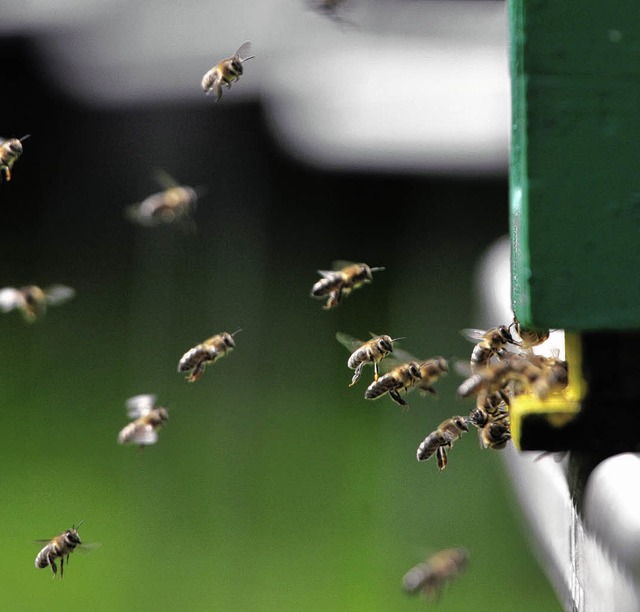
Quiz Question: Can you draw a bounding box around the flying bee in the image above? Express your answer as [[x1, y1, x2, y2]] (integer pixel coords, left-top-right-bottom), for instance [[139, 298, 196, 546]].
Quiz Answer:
[[530, 355, 568, 400], [201, 41, 255, 102], [414, 357, 449, 396], [0, 134, 29, 182], [35, 522, 91, 578], [125, 169, 200, 229], [469, 406, 511, 449], [0, 284, 75, 322], [310, 261, 385, 310], [403, 547, 469, 601], [416, 416, 469, 470], [118, 394, 169, 447], [336, 332, 400, 386], [457, 355, 539, 401], [364, 360, 422, 409], [512, 315, 550, 351], [461, 324, 518, 372], [178, 329, 240, 382]]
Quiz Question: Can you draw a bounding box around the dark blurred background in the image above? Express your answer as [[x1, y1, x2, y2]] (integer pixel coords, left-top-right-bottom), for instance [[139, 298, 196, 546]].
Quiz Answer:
[[0, 2, 561, 610]]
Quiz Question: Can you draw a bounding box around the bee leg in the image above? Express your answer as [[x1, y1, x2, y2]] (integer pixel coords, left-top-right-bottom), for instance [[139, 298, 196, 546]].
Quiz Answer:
[[422, 385, 437, 395], [389, 390, 408, 410], [436, 446, 448, 471], [60, 556, 64, 578], [48, 555, 57, 577], [186, 363, 205, 382], [373, 363, 379, 382], [349, 364, 363, 387], [324, 291, 340, 309]]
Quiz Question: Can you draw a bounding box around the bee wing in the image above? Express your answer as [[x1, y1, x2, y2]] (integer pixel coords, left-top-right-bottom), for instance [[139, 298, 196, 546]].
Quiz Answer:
[[453, 359, 472, 378], [460, 328, 487, 343], [234, 41, 252, 59], [44, 284, 76, 306], [335, 332, 364, 352], [152, 168, 180, 190], [0, 287, 21, 312], [316, 269, 337, 279], [331, 259, 356, 271], [125, 394, 157, 418], [387, 347, 418, 365]]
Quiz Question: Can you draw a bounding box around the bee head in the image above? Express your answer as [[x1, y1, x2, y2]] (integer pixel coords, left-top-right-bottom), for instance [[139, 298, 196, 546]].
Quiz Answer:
[[496, 325, 514, 345], [231, 59, 244, 74], [453, 416, 470, 432], [409, 362, 422, 379], [156, 407, 169, 423], [378, 336, 393, 352]]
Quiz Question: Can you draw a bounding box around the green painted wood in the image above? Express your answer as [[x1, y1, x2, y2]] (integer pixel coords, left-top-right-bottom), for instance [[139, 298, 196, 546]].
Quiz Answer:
[[509, 0, 640, 330]]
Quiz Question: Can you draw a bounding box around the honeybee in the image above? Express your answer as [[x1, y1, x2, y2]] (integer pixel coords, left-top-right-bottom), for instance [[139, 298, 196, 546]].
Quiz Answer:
[[402, 547, 469, 602], [461, 324, 517, 372], [118, 394, 169, 446], [512, 315, 550, 351], [416, 416, 469, 470], [178, 330, 239, 382], [468, 406, 511, 449], [0, 284, 75, 322], [125, 170, 199, 228], [35, 522, 87, 578], [0, 134, 29, 182], [336, 332, 399, 386], [310, 261, 384, 310], [364, 360, 422, 409], [201, 41, 255, 102], [414, 357, 449, 396], [530, 355, 568, 400]]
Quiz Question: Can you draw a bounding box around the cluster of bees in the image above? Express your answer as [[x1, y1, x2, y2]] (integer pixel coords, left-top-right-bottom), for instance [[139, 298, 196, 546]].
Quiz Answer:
[[3, 19, 562, 603], [309, 261, 568, 601]]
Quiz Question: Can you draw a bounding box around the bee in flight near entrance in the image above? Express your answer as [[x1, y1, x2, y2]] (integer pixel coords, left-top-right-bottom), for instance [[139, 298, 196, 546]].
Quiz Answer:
[[178, 330, 240, 382], [125, 169, 200, 229], [118, 394, 169, 447], [402, 547, 469, 602], [336, 332, 401, 386], [311, 261, 384, 310], [0, 134, 29, 182], [416, 416, 469, 470], [365, 348, 448, 409], [201, 41, 255, 102], [0, 284, 75, 322], [35, 522, 94, 578], [460, 324, 517, 373]]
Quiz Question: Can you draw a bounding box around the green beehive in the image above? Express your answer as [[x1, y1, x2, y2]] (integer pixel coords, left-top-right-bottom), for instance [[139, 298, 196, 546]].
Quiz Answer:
[[509, 0, 640, 331]]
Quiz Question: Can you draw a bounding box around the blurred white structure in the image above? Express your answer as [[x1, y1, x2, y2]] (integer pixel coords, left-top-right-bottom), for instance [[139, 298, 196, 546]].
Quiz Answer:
[[2, 0, 510, 174]]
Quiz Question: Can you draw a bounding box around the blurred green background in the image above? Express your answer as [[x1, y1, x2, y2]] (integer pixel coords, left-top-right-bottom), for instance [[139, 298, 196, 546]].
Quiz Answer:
[[0, 37, 560, 611]]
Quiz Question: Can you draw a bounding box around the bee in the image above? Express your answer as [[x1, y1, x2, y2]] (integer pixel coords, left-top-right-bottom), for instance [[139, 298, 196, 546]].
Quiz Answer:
[[416, 416, 469, 470], [364, 360, 423, 409], [125, 170, 199, 228], [178, 330, 240, 382], [310, 261, 384, 310], [0, 134, 29, 182], [402, 547, 469, 601], [0, 284, 75, 322], [336, 332, 399, 386], [201, 41, 255, 102], [512, 314, 550, 351], [118, 394, 169, 447], [461, 324, 517, 372], [414, 357, 449, 396], [35, 522, 87, 578], [530, 355, 568, 400], [469, 406, 511, 449]]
